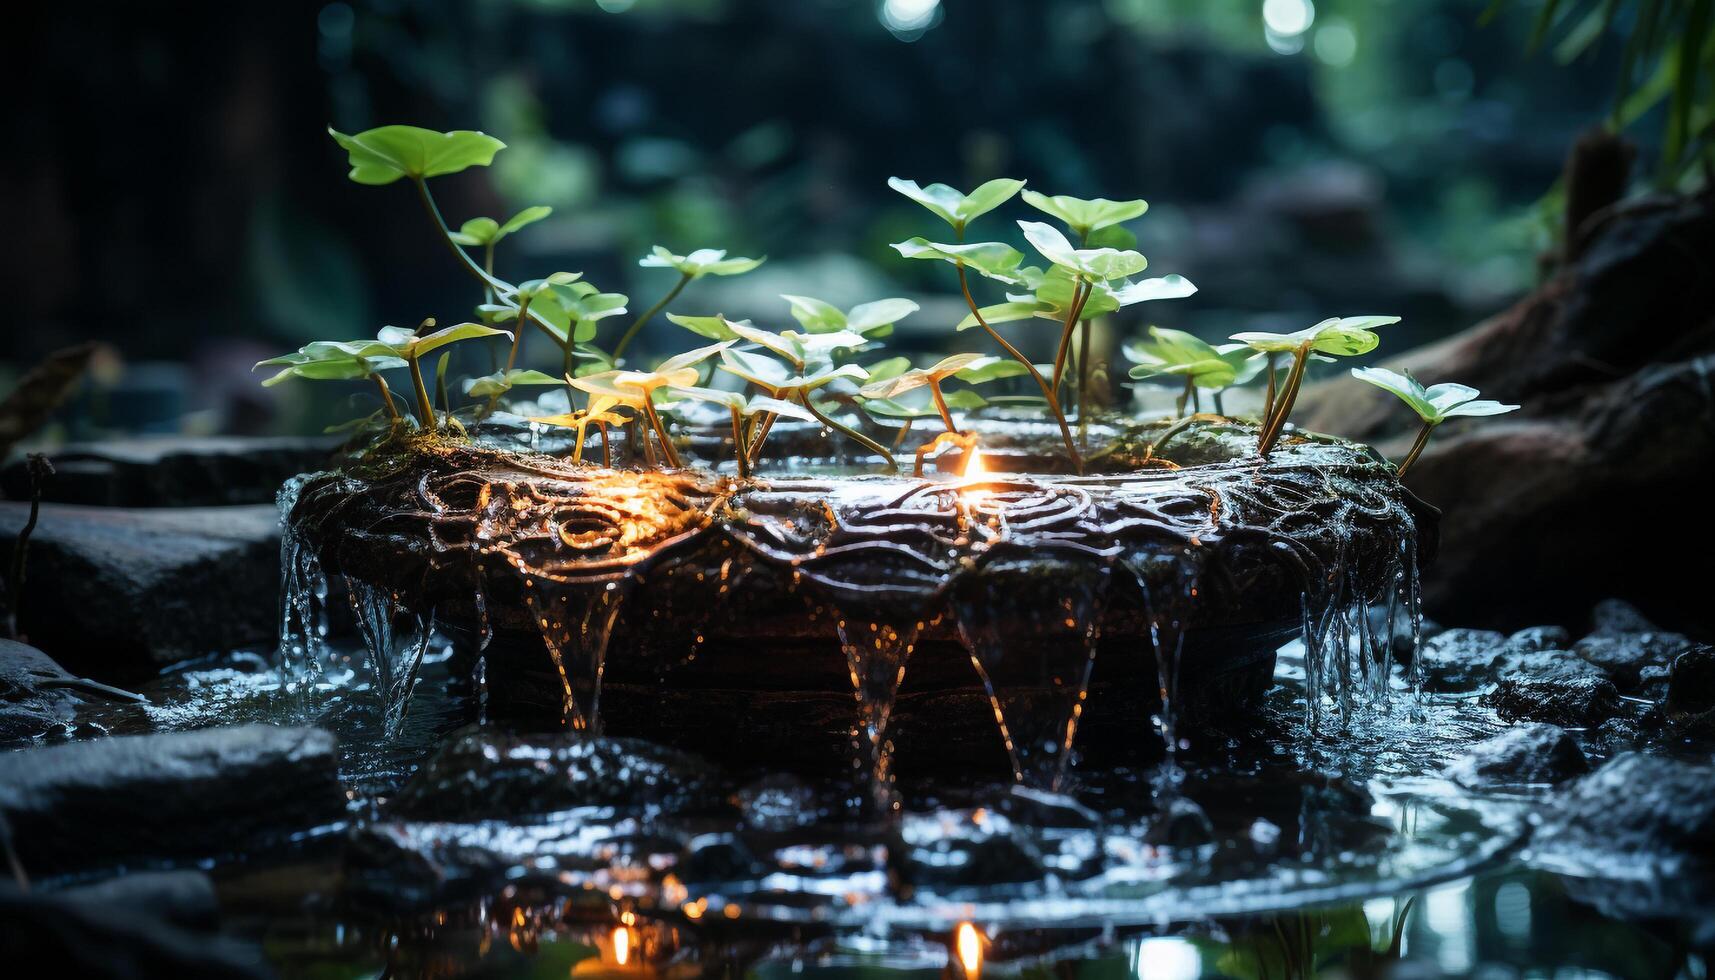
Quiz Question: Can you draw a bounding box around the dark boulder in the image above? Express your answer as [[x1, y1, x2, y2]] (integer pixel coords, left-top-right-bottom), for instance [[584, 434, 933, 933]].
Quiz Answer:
[[1572, 631, 1694, 691], [0, 886, 269, 979], [1295, 195, 1715, 629], [1590, 598, 1660, 635], [0, 724, 343, 876], [1506, 625, 1571, 653], [1408, 628, 1506, 691], [0, 502, 279, 678], [1536, 753, 1715, 860], [387, 730, 731, 822], [1442, 723, 1589, 787], [1665, 645, 1715, 732], [1483, 652, 1621, 726], [2, 435, 336, 507]]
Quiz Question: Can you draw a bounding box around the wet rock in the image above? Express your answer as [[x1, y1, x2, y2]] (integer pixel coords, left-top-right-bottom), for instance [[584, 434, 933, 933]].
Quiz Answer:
[[388, 731, 731, 821], [897, 810, 1048, 887], [1591, 598, 1660, 636], [1536, 753, 1715, 860], [1507, 625, 1571, 653], [0, 503, 279, 678], [1442, 723, 1589, 787], [1483, 652, 1621, 726], [1637, 665, 1673, 702], [1665, 645, 1715, 716], [734, 774, 821, 831], [1665, 645, 1715, 733], [1572, 631, 1694, 691], [0, 724, 343, 876], [1, 639, 85, 744], [2, 435, 337, 507], [1145, 795, 1216, 847], [1295, 195, 1715, 629], [53, 870, 220, 931], [0, 887, 269, 978], [1407, 628, 1506, 690], [1588, 716, 1641, 755], [345, 817, 678, 909]]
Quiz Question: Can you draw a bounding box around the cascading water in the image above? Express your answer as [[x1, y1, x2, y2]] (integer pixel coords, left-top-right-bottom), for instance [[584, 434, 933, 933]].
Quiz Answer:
[[345, 575, 435, 736], [832, 608, 923, 810]]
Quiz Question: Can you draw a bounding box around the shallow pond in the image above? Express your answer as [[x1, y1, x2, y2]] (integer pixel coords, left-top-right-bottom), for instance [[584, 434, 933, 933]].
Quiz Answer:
[[75, 625, 1711, 978]]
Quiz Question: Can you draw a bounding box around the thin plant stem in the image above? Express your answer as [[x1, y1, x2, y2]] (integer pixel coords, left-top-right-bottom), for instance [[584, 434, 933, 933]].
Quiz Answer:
[[612, 273, 691, 363], [408, 355, 436, 432], [635, 419, 657, 468], [1050, 279, 1093, 394], [598, 422, 612, 467], [370, 374, 402, 425], [891, 415, 916, 449], [1395, 420, 1437, 478], [503, 297, 533, 372], [1262, 352, 1278, 421], [802, 393, 898, 471], [483, 243, 495, 305], [730, 407, 750, 480], [1176, 376, 1193, 418], [1257, 345, 1310, 456], [929, 381, 958, 434], [745, 407, 781, 467], [1214, 390, 1226, 416], [412, 178, 511, 295], [956, 265, 1082, 473], [1077, 316, 1093, 415], [572, 420, 588, 465], [641, 398, 680, 468]]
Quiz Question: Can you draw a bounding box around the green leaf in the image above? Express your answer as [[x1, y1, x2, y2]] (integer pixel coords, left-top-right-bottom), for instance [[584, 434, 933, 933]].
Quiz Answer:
[[518, 271, 583, 301], [1350, 366, 1518, 423], [640, 246, 765, 278], [781, 294, 845, 332], [254, 340, 406, 386], [844, 298, 918, 335], [956, 301, 1040, 331], [656, 340, 734, 375], [955, 357, 1028, 384], [666, 313, 749, 342], [1018, 220, 1147, 280], [375, 321, 512, 359], [891, 238, 1025, 283], [1125, 326, 1255, 389], [863, 356, 913, 384], [858, 353, 990, 398], [465, 368, 563, 399], [1231, 316, 1401, 357], [1108, 274, 1198, 306], [887, 177, 1025, 231], [498, 205, 552, 237], [1020, 191, 1148, 238], [327, 125, 505, 186], [450, 217, 500, 247]]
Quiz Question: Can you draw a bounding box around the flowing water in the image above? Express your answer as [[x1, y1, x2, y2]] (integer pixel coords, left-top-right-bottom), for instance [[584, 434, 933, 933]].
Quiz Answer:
[[69, 444, 1697, 975]]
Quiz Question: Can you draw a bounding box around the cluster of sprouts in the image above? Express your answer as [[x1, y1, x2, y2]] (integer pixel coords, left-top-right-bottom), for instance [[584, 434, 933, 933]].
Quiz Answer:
[[259, 125, 1517, 481]]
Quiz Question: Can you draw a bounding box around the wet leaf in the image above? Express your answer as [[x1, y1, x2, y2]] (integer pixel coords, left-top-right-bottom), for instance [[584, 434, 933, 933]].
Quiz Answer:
[[887, 177, 1025, 230], [328, 125, 505, 185], [1019, 220, 1147, 280], [891, 238, 1026, 283], [640, 246, 764, 278], [1020, 191, 1148, 238]]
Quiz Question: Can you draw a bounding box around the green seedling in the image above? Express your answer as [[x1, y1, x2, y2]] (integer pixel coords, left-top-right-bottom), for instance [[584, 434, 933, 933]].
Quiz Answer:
[[1230, 316, 1402, 456], [1125, 326, 1262, 417], [449, 206, 551, 300], [611, 246, 766, 362], [667, 386, 815, 479], [781, 295, 918, 338], [372, 320, 513, 431], [530, 394, 632, 467], [569, 341, 732, 469], [1351, 367, 1519, 477], [256, 340, 409, 426], [857, 353, 1023, 475]]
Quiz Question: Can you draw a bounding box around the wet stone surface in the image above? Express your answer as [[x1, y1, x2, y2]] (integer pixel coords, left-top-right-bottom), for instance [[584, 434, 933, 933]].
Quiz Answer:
[[0, 502, 280, 678], [1442, 722, 1589, 788], [1483, 653, 1622, 726], [1572, 631, 1695, 691], [1534, 753, 1715, 862]]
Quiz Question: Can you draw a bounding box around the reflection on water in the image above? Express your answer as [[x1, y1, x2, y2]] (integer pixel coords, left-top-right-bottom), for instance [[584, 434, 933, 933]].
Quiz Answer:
[[80, 632, 1714, 977]]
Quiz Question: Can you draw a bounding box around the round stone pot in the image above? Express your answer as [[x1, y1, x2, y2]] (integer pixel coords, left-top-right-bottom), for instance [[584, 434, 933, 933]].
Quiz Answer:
[[280, 417, 1435, 784]]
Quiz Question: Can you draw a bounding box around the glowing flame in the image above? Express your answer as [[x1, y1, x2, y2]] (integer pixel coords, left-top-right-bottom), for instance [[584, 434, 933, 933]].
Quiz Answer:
[[962, 446, 989, 481], [955, 921, 984, 978], [611, 925, 633, 966]]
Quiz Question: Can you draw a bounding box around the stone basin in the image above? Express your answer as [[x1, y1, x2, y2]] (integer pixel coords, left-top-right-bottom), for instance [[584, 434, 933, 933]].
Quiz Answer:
[[278, 418, 1435, 786]]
